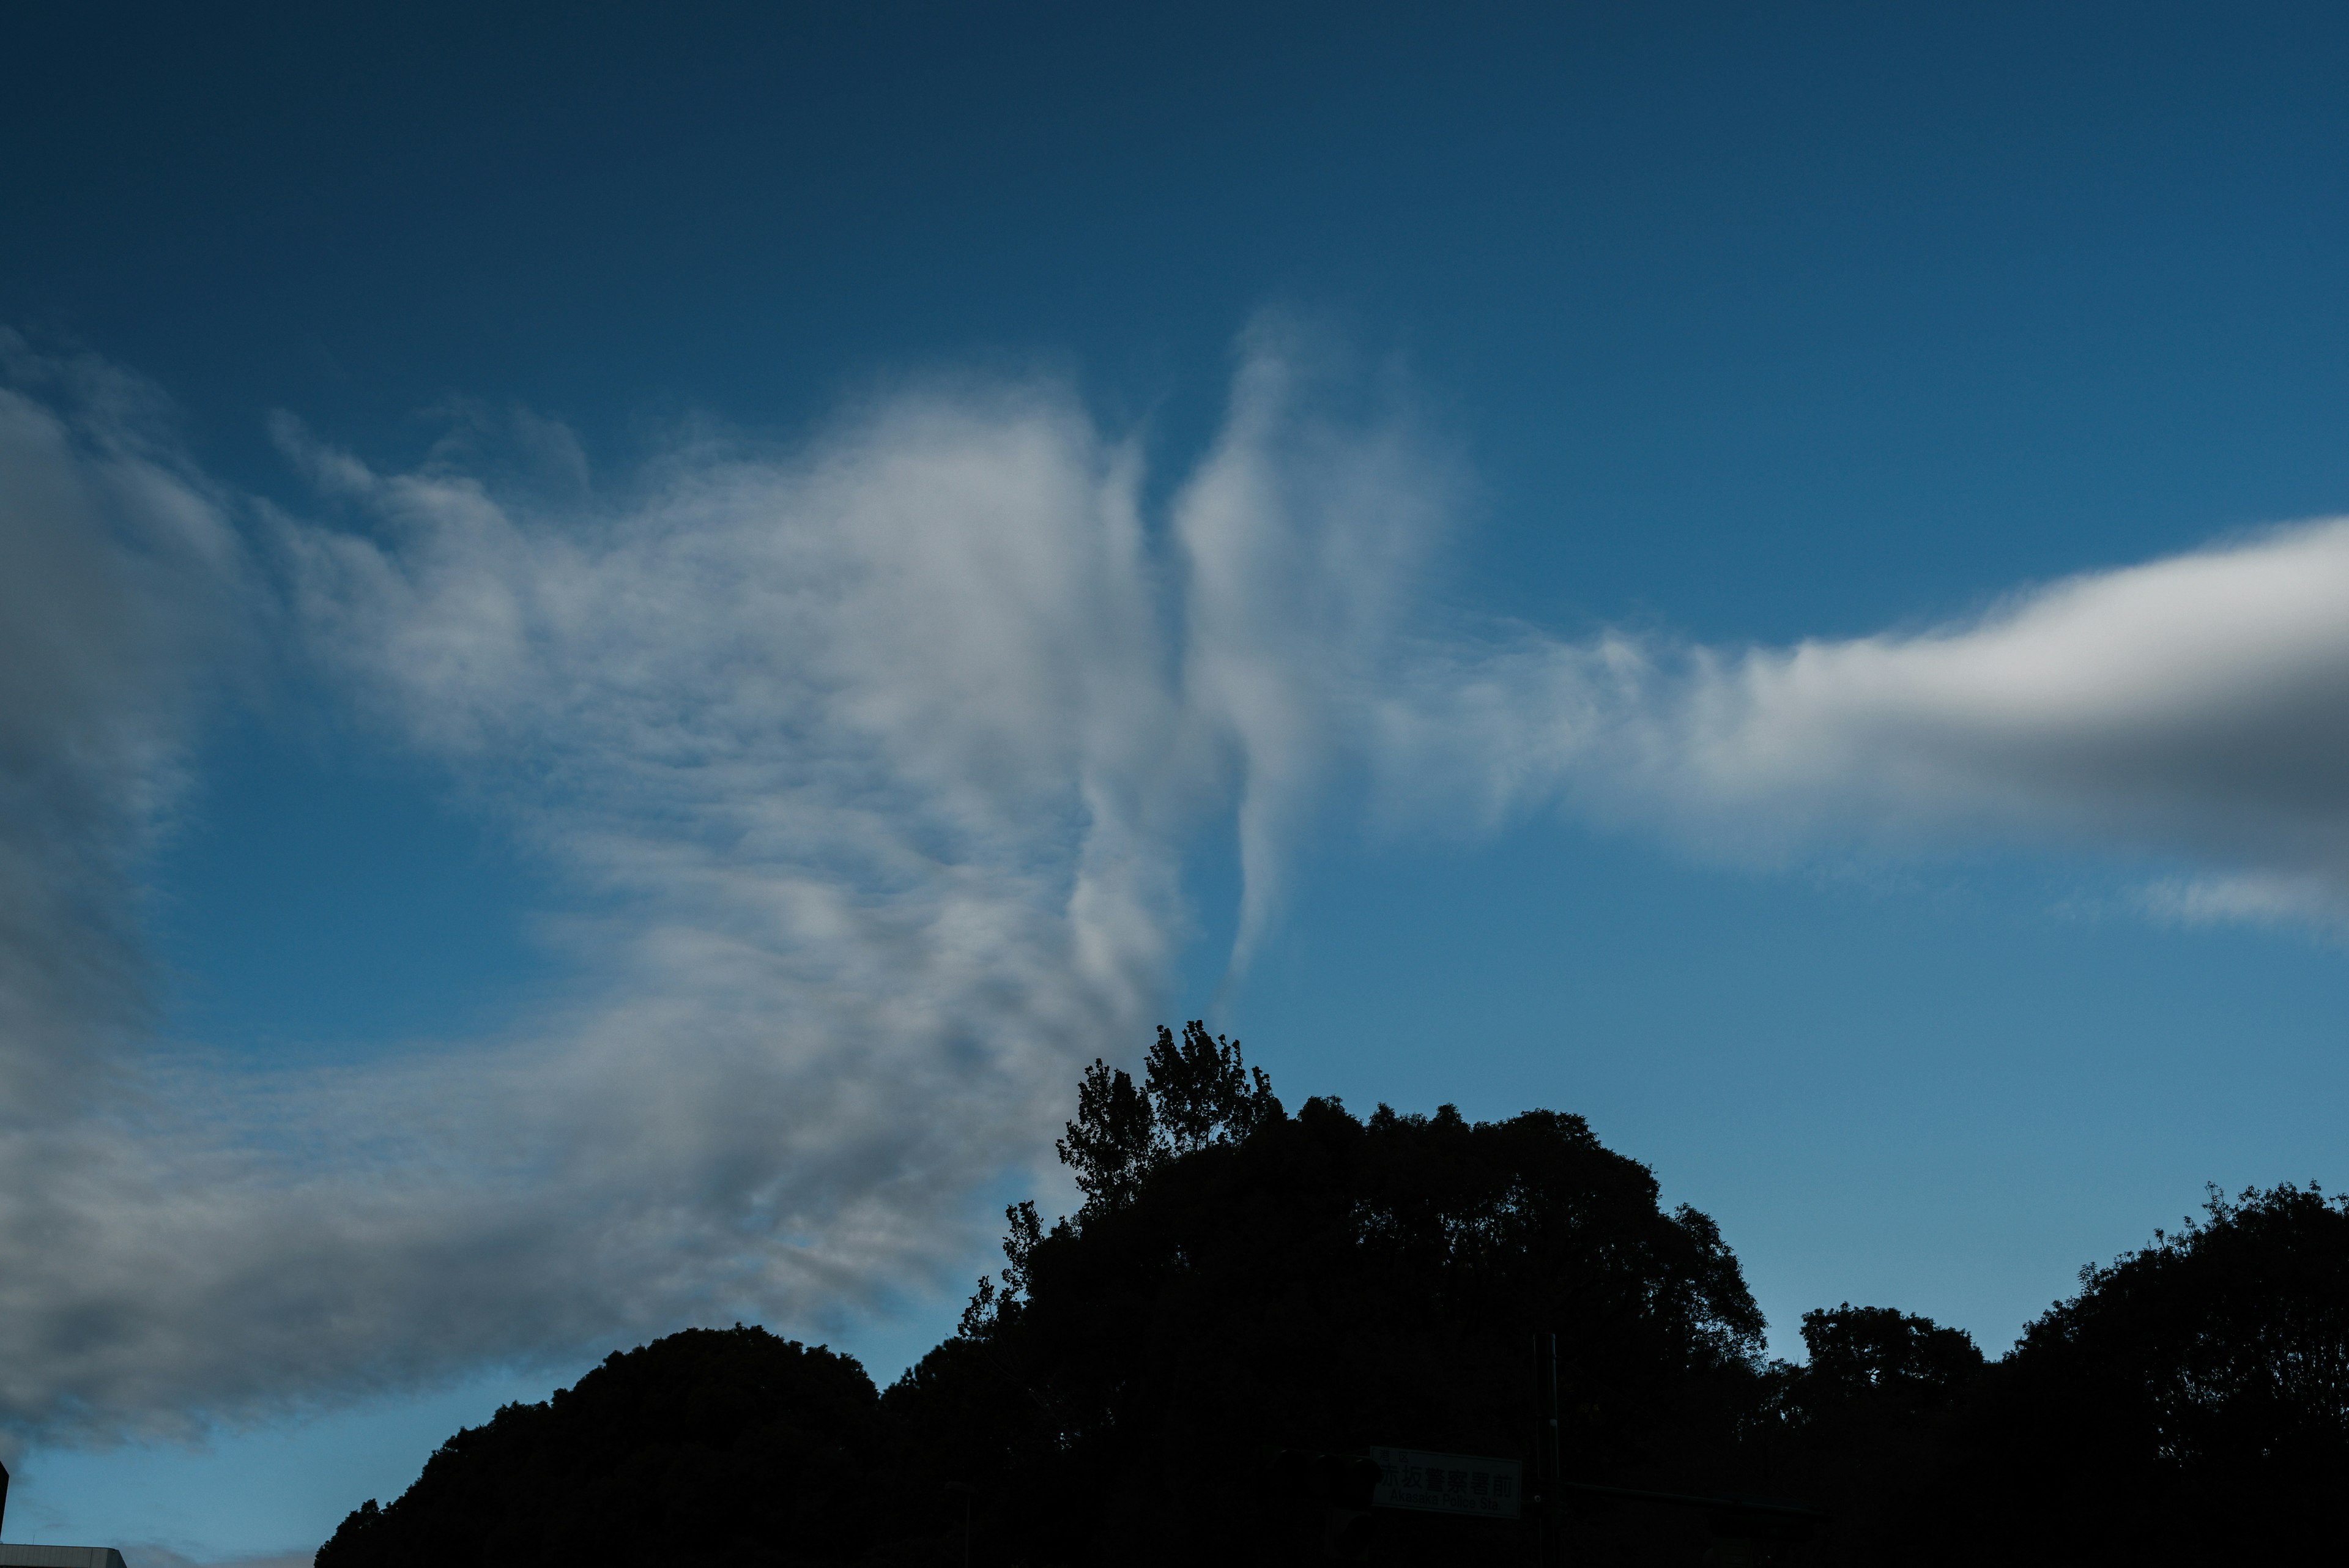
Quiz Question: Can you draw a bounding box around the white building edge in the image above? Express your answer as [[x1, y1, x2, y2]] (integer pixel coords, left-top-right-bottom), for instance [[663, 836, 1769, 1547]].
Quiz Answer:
[[0, 1463, 130, 1568], [0, 1548, 130, 1568]]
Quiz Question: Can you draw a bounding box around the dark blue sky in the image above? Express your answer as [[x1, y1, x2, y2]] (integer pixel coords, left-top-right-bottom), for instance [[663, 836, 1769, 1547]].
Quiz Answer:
[[7, 5, 2349, 1561], [17, 2, 2349, 639]]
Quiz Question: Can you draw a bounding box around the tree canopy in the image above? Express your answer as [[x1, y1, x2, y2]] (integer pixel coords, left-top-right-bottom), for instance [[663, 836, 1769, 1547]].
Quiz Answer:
[[1920, 1181, 2349, 1563], [316, 1327, 888, 1568], [915, 1027, 1767, 1566], [316, 1031, 2348, 1567]]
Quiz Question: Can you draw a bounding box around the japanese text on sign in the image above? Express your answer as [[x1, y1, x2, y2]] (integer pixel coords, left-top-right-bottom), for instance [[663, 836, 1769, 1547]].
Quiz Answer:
[[1368, 1447, 1521, 1518]]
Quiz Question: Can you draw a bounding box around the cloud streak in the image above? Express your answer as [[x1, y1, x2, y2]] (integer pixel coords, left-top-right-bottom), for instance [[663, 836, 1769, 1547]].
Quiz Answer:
[[1390, 517, 2349, 921], [6, 322, 2349, 1452], [0, 336, 247, 1113]]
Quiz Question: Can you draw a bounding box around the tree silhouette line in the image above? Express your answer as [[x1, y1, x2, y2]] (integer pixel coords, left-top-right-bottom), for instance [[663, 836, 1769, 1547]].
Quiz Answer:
[[317, 1025, 2349, 1566]]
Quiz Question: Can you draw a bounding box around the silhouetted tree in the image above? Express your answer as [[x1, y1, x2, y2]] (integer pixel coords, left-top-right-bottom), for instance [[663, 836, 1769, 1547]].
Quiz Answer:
[[1834, 1182, 2349, 1566], [324, 1031, 2349, 1566], [315, 1327, 889, 1568], [1791, 1304, 1981, 1416], [1753, 1306, 1982, 1562], [1053, 1022, 1276, 1215], [1144, 1019, 1280, 1154], [895, 1032, 1768, 1567]]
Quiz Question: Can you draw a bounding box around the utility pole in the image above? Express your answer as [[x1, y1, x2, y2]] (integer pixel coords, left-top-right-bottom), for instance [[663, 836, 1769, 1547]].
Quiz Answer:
[[1534, 1332, 1561, 1568]]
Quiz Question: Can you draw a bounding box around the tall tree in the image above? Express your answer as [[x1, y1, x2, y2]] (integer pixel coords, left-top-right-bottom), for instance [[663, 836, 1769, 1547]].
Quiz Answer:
[[897, 1046, 1769, 1567], [1054, 1022, 1278, 1216]]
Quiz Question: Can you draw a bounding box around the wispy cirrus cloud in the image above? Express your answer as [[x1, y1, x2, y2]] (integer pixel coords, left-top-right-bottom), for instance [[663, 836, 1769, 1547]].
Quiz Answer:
[[0, 324, 1446, 1443], [0, 334, 249, 1113], [6, 316, 2349, 1456]]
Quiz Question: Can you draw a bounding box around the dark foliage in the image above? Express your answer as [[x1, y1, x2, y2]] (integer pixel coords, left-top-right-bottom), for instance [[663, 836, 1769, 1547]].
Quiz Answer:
[[1053, 1022, 1278, 1215], [912, 1074, 1767, 1566], [1791, 1305, 1982, 1416], [1921, 1182, 2349, 1564], [315, 1327, 888, 1568], [1750, 1306, 1984, 1561], [316, 1031, 2349, 1568]]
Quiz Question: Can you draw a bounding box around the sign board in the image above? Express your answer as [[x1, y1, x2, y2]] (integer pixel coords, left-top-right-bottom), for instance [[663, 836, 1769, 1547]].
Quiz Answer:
[[1369, 1447, 1521, 1518]]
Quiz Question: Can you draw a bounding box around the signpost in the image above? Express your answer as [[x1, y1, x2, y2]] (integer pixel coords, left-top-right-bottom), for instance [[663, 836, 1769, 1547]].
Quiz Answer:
[[1368, 1447, 1522, 1520], [1341, 1331, 1821, 1563]]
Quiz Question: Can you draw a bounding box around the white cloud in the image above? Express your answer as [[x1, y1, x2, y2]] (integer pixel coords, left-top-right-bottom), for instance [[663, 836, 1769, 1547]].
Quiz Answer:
[[0, 329, 1441, 1443], [1390, 519, 2349, 908], [2140, 872, 2349, 932], [0, 337, 247, 1113], [1173, 324, 1450, 965], [7, 318, 2349, 1456]]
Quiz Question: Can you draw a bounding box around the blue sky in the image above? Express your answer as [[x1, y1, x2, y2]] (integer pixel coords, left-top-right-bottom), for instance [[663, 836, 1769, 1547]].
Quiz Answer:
[[6, 4, 2349, 1562]]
